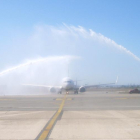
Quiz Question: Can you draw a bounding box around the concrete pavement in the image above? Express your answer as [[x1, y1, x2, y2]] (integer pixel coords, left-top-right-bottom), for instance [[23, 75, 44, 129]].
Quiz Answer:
[[0, 90, 140, 140]]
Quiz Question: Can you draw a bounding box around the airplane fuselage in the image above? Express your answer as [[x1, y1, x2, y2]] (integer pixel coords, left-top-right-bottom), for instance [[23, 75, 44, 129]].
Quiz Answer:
[[62, 77, 76, 91]]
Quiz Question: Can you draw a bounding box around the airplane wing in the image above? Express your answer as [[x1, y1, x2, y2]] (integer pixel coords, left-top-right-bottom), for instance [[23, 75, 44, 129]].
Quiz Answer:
[[22, 84, 61, 88], [22, 84, 62, 92], [83, 76, 118, 88]]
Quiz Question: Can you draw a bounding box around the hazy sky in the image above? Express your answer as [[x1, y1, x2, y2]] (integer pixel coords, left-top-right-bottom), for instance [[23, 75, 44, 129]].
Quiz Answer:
[[0, 0, 140, 85]]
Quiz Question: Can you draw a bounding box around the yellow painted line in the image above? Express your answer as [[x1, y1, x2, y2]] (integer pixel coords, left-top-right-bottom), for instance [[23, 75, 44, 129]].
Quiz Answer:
[[38, 94, 67, 140], [51, 102, 61, 105], [56, 98, 72, 101]]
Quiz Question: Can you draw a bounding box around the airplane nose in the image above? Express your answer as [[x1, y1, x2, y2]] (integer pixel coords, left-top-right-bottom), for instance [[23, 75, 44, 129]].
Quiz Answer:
[[66, 84, 70, 89], [64, 83, 71, 90]]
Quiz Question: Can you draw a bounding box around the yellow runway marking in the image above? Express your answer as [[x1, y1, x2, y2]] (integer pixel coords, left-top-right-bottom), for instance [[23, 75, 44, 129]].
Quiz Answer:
[[51, 102, 61, 105], [55, 98, 72, 101], [38, 94, 67, 140]]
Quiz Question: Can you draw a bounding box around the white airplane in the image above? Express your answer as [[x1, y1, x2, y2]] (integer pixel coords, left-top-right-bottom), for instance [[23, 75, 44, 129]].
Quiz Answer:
[[23, 76, 118, 94]]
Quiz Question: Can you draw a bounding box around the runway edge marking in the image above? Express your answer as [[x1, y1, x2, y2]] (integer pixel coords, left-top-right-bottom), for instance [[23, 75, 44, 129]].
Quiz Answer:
[[37, 94, 67, 140]]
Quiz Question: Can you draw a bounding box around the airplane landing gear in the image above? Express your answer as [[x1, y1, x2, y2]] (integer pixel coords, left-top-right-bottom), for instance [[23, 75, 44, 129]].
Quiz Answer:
[[58, 91, 62, 94], [74, 90, 78, 94]]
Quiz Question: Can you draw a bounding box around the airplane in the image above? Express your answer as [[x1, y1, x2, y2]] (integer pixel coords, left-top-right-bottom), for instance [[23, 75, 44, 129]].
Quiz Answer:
[[23, 76, 118, 94]]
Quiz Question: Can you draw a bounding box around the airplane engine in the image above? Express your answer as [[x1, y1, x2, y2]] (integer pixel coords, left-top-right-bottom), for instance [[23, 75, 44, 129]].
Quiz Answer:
[[49, 87, 56, 93], [79, 86, 86, 92]]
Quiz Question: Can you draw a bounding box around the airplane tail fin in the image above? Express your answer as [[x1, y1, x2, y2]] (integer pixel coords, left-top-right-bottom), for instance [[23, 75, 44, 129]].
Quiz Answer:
[[115, 76, 119, 84]]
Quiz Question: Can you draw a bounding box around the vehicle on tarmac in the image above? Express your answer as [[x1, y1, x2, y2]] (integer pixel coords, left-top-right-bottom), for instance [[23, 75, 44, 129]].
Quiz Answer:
[[129, 88, 140, 93]]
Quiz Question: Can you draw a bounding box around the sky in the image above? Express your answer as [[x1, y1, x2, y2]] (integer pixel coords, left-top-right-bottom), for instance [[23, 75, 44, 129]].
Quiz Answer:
[[0, 0, 140, 85]]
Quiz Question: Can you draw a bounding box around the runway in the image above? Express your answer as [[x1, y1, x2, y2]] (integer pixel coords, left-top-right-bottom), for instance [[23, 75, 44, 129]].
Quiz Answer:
[[0, 90, 140, 140]]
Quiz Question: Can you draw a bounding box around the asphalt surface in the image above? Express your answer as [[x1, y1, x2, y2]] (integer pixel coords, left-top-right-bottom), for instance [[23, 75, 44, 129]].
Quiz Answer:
[[0, 91, 140, 111], [0, 90, 140, 140]]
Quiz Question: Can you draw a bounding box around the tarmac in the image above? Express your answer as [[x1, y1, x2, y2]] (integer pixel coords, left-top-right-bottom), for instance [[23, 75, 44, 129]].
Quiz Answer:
[[0, 90, 140, 140]]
